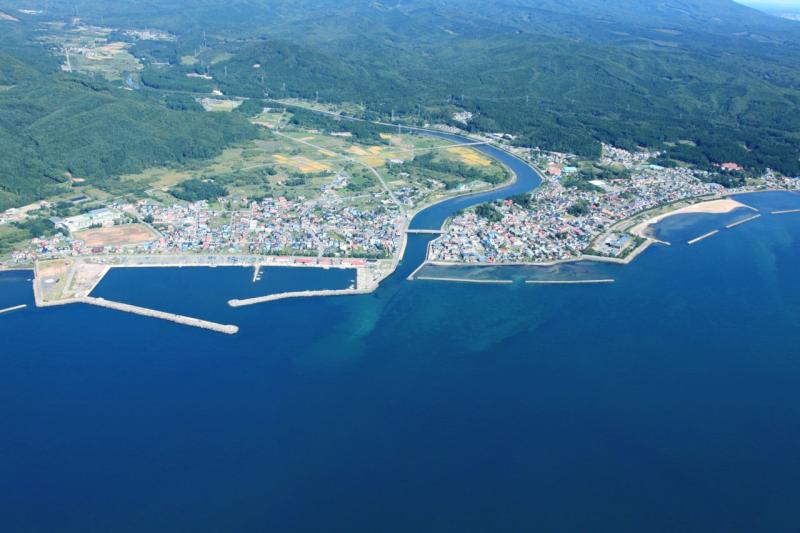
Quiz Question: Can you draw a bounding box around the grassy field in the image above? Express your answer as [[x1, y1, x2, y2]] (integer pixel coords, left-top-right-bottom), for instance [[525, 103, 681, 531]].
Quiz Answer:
[[95, 116, 504, 206], [199, 98, 243, 112]]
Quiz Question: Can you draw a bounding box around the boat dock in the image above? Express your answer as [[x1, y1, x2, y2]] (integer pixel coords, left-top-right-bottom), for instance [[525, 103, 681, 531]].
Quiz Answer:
[[229, 288, 372, 307], [688, 230, 719, 245], [253, 265, 262, 282], [725, 214, 761, 229], [0, 304, 27, 314], [771, 208, 800, 215], [525, 279, 615, 285]]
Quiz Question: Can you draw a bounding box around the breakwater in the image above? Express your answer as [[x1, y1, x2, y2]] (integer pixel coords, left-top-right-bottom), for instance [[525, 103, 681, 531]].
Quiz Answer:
[[229, 288, 373, 307], [84, 297, 239, 334], [0, 304, 27, 314], [525, 279, 615, 285], [688, 230, 720, 245], [772, 208, 800, 215], [414, 276, 513, 284], [37, 296, 238, 335], [725, 214, 761, 229]]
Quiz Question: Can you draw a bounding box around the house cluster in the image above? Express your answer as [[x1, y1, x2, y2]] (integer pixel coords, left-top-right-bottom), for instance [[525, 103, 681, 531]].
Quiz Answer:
[[136, 191, 403, 258], [431, 146, 734, 264]]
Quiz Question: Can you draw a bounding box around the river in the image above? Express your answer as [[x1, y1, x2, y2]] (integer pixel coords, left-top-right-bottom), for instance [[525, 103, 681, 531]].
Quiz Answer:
[[393, 129, 543, 279]]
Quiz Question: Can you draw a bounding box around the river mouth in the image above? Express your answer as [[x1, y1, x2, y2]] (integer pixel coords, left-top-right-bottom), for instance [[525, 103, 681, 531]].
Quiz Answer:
[[396, 129, 543, 277]]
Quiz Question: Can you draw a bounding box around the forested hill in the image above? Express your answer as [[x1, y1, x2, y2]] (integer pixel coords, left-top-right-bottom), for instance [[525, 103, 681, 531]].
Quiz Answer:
[[0, 18, 257, 211], [2, 0, 800, 178]]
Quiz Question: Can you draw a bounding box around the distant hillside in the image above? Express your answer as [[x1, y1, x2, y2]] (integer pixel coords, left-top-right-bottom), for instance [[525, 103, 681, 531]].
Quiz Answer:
[[4, 0, 800, 175], [0, 20, 257, 210]]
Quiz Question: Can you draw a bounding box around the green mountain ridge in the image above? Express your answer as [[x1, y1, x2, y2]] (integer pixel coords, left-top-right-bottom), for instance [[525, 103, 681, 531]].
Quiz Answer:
[[1, 0, 799, 212]]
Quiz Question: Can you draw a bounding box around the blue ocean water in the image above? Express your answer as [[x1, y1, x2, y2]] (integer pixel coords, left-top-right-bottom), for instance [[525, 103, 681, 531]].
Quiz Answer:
[[2, 119, 799, 533], [2, 191, 799, 532]]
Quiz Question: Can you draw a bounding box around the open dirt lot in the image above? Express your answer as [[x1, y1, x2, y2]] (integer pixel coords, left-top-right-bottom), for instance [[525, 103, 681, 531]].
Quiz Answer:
[[74, 224, 158, 248]]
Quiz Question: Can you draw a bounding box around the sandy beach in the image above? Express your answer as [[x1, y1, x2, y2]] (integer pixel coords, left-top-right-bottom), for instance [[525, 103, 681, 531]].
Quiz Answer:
[[631, 198, 749, 237]]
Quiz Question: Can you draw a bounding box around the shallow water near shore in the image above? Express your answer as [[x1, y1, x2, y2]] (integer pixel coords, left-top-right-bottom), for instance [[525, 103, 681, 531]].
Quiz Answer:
[[2, 193, 800, 532]]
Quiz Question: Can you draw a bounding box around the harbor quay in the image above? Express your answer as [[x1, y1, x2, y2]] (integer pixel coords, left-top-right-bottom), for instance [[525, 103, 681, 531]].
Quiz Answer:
[[30, 253, 386, 335]]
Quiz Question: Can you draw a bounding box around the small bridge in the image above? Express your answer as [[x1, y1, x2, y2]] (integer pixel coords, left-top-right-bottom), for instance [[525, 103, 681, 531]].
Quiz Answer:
[[406, 229, 443, 235]]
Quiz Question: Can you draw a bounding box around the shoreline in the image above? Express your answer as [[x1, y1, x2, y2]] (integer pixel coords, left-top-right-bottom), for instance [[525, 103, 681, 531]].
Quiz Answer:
[[12, 108, 798, 316], [415, 188, 798, 276]]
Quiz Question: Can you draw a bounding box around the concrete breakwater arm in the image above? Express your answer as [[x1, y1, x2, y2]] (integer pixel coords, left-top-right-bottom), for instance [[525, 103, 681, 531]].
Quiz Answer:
[[526, 279, 615, 285], [414, 276, 513, 284], [0, 304, 27, 314], [37, 296, 238, 335], [83, 298, 239, 335], [229, 288, 373, 307], [725, 214, 761, 229], [688, 230, 719, 245]]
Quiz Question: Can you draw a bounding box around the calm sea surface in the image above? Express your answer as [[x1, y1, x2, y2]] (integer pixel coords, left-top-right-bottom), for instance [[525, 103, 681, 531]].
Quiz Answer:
[[2, 188, 800, 532]]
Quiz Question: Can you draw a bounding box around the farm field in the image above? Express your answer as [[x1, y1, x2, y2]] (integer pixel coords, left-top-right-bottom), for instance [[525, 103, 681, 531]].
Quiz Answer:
[[92, 109, 506, 208], [39, 23, 143, 80]]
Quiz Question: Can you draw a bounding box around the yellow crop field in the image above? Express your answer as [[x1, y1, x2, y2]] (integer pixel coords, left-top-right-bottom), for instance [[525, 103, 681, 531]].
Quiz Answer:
[[447, 147, 491, 166], [274, 154, 329, 173], [363, 156, 386, 167], [348, 146, 369, 156], [318, 149, 337, 157], [296, 158, 330, 173]]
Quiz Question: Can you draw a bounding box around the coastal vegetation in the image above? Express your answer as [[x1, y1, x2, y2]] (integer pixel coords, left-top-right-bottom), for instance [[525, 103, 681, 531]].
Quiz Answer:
[[170, 179, 227, 202]]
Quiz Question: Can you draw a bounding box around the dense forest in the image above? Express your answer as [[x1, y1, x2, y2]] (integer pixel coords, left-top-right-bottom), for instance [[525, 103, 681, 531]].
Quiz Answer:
[[1, 0, 799, 211], [0, 18, 257, 211]]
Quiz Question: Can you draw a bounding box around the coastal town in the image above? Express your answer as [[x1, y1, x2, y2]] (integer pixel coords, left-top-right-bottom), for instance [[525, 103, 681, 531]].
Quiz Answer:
[[2, 131, 799, 275], [8, 190, 404, 264], [429, 142, 800, 264]]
